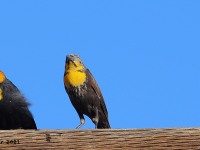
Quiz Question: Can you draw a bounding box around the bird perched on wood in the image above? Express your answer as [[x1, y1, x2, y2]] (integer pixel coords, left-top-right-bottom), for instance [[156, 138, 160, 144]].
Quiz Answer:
[[64, 54, 110, 129], [0, 71, 37, 129]]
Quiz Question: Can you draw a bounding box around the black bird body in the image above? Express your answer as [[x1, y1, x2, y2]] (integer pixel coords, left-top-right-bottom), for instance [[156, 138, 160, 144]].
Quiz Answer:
[[64, 54, 110, 129], [0, 71, 37, 129]]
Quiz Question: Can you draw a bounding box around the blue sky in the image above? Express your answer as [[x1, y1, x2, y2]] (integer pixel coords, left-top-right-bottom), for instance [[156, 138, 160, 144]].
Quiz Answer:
[[0, 1, 200, 129]]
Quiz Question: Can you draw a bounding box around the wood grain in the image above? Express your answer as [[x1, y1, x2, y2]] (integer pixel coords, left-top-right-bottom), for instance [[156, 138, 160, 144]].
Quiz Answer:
[[0, 128, 200, 149]]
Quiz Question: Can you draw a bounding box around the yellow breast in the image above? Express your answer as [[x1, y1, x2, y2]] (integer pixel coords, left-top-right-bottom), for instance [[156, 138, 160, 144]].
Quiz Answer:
[[64, 70, 87, 89], [0, 71, 6, 83]]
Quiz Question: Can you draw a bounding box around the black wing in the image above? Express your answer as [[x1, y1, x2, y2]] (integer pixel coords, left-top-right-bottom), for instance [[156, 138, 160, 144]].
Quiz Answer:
[[86, 69, 110, 128]]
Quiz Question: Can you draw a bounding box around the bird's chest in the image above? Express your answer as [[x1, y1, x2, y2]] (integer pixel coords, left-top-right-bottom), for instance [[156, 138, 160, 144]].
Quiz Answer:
[[64, 71, 86, 89]]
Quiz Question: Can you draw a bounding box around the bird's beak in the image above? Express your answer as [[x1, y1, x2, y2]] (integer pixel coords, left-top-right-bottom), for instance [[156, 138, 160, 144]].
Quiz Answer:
[[66, 54, 78, 67]]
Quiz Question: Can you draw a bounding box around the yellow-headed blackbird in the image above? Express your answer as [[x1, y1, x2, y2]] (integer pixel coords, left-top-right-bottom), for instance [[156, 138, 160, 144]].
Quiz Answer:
[[64, 54, 110, 129], [0, 71, 37, 129]]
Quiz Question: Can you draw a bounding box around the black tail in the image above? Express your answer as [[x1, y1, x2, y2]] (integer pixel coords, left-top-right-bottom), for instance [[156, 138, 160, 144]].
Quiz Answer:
[[97, 120, 110, 129], [97, 111, 110, 129]]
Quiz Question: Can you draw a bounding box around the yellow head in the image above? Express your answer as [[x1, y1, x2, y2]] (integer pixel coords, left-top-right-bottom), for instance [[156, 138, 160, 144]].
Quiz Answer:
[[65, 54, 86, 71], [64, 54, 87, 88], [0, 71, 6, 83]]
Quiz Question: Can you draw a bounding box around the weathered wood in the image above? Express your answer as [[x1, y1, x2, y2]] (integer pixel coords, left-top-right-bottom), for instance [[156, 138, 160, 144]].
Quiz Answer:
[[0, 128, 200, 149]]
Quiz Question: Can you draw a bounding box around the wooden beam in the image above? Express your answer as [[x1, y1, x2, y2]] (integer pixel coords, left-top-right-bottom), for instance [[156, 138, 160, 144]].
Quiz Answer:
[[0, 128, 200, 149]]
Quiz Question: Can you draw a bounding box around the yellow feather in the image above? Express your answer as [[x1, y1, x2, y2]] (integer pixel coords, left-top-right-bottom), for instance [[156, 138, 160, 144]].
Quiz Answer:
[[0, 71, 6, 83], [0, 88, 3, 101], [64, 61, 86, 88]]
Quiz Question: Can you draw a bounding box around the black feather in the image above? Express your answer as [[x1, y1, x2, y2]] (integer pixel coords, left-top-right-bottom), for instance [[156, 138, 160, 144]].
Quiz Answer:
[[0, 77, 37, 130]]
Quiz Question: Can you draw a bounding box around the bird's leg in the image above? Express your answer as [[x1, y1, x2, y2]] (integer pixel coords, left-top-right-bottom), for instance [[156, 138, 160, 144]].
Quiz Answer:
[[92, 107, 99, 129], [76, 115, 85, 129]]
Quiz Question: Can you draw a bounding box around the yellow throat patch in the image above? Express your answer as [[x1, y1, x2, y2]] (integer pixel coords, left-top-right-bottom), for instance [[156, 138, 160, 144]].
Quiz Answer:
[[0, 71, 6, 83], [64, 61, 87, 88], [0, 88, 3, 101]]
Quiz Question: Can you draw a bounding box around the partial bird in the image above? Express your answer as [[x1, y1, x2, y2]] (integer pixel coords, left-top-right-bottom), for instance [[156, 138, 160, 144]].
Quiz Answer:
[[0, 71, 37, 129]]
